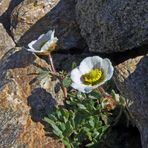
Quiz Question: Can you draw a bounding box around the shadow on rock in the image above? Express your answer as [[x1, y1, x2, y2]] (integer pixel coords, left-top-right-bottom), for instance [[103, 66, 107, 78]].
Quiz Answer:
[[15, 0, 85, 50], [2, 48, 36, 70], [114, 55, 148, 148], [126, 56, 148, 121], [28, 88, 56, 122], [0, 0, 24, 32]]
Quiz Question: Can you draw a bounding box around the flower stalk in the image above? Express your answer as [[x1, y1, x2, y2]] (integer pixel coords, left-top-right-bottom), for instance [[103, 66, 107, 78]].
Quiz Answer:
[[48, 53, 67, 98], [48, 53, 56, 73]]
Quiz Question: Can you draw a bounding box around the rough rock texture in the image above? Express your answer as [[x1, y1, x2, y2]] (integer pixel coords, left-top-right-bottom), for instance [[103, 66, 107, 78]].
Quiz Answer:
[[11, 0, 86, 50], [0, 0, 11, 16], [113, 55, 148, 148], [76, 0, 148, 53], [0, 23, 15, 59], [0, 47, 64, 147], [0, 0, 24, 30]]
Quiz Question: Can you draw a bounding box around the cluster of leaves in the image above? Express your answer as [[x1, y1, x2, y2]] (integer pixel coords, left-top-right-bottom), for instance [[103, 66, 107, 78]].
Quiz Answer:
[[44, 89, 127, 148]]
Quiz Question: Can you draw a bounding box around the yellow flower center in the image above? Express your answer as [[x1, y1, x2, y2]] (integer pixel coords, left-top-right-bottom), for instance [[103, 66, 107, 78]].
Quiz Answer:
[[82, 68, 104, 86]]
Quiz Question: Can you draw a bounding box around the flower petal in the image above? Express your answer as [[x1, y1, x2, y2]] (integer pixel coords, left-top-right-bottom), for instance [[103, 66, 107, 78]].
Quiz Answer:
[[38, 34, 44, 40], [70, 56, 114, 93], [70, 68, 82, 84], [79, 56, 103, 74], [79, 57, 94, 74], [49, 30, 55, 39], [71, 83, 93, 93], [91, 56, 103, 68], [27, 48, 37, 53], [41, 38, 58, 52], [28, 40, 37, 50], [31, 30, 55, 51], [101, 58, 114, 81]]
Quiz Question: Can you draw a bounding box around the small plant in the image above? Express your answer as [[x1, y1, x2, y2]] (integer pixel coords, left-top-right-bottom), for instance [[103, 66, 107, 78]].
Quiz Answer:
[[44, 89, 126, 148], [27, 31, 128, 148]]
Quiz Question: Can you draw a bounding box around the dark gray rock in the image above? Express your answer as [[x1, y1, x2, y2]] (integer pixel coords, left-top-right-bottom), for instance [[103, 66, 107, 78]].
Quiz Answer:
[[113, 55, 148, 148], [76, 0, 148, 53]]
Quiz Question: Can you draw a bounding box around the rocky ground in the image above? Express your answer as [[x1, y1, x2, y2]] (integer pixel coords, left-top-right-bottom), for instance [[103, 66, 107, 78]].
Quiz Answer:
[[0, 0, 147, 148]]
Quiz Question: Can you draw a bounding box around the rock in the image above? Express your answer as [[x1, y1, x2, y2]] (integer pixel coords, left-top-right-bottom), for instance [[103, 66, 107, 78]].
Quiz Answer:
[[11, 0, 86, 50], [76, 0, 148, 53], [0, 0, 24, 30], [0, 47, 64, 147], [0, 23, 15, 60], [0, 0, 11, 16], [113, 55, 148, 148]]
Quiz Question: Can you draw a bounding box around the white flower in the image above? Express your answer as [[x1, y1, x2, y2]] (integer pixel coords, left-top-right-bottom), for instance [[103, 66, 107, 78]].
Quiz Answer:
[[27, 30, 58, 55], [70, 56, 114, 93]]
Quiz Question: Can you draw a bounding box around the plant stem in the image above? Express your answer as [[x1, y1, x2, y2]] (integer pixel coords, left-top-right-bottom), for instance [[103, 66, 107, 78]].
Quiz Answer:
[[48, 53, 67, 98], [98, 86, 112, 98], [48, 53, 56, 73]]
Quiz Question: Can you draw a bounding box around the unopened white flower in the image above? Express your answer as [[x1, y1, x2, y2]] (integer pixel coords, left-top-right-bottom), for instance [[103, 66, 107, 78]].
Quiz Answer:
[[27, 30, 58, 55], [70, 56, 114, 93]]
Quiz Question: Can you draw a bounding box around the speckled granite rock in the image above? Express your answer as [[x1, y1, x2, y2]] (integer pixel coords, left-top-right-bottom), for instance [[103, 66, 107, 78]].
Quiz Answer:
[[0, 47, 64, 147], [113, 55, 148, 148], [0, 23, 15, 59], [76, 0, 148, 53], [10, 0, 86, 50], [0, 0, 11, 16]]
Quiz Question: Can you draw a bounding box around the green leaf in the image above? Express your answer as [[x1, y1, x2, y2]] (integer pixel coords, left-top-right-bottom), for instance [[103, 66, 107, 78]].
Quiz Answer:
[[101, 114, 108, 125], [119, 96, 126, 106], [62, 77, 72, 88], [77, 103, 87, 110], [86, 142, 95, 147], [90, 91, 101, 99], [71, 62, 77, 69], [47, 114, 57, 121], [43, 117, 55, 126], [89, 116, 95, 128], [43, 117, 63, 138], [61, 109, 70, 123], [57, 122, 66, 131], [53, 128, 63, 138], [63, 121, 74, 137], [62, 138, 72, 148]]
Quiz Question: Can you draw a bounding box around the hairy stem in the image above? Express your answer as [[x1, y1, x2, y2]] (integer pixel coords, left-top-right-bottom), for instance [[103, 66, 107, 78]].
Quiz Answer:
[[98, 86, 112, 98], [48, 53, 67, 98], [48, 53, 56, 73]]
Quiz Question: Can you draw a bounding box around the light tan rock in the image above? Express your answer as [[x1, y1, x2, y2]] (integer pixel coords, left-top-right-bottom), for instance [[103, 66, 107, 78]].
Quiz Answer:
[[0, 23, 15, 60], [0, 0, 24, 30], [11, 0, 86, 50], [0, 47, 64, 147], [0, 0, 11, 16], [113, 55, 148, 148]]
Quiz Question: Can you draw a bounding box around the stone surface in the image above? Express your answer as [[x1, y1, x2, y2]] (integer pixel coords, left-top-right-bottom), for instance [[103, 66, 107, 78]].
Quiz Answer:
[[0, 0, 24, 30], [76, 0, 148, 53], [11, 0, 86, 50], [0, 23, 15, 60], [0, 0, 11, 16], [113, 55, 148, 148], [0, 47, 64, 147]]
